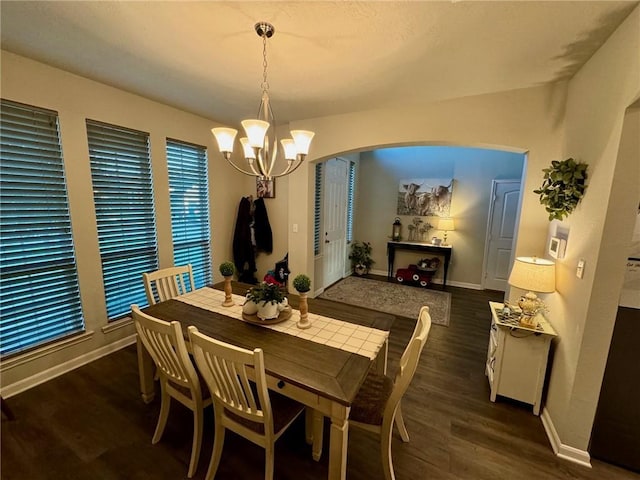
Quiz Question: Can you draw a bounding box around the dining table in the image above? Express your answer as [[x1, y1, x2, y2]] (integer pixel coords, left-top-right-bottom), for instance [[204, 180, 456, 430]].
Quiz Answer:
[[136, 281, 395, 480]]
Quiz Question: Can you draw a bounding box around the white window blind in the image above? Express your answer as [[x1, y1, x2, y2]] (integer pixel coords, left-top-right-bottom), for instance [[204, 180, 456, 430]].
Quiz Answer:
[[166, 139, 211, 288], [346, 161, 356, 243], [314, 162, 323, 255], [0, 99, 84, 356], [87, 120, 157, 319]]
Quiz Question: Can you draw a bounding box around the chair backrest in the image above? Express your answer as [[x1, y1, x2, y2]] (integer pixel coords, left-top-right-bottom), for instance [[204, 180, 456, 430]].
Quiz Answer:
[[132, 304, 200, 392], [385, 305, 432, 417], [188, 326, 274, 436], [143, 264, 195, 305]]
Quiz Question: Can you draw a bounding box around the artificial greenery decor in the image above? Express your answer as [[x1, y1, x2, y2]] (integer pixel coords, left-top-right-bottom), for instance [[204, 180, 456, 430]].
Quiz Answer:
[[293, 274, 311, 293], [219, 261, 235, 277], [349, 241, 374, 270], [534, 158, 588, 221], [246, 282, 286, 305]]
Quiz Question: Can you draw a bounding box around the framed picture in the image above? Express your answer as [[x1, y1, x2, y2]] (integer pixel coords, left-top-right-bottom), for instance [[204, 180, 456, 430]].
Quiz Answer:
[[397, 178, 453, 216], [257, 178, 275, 198], [549, 237, 566, 259]]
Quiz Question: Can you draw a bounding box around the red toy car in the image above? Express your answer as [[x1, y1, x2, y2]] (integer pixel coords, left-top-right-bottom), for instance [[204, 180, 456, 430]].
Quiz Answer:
[[395, 258, 440, 287]]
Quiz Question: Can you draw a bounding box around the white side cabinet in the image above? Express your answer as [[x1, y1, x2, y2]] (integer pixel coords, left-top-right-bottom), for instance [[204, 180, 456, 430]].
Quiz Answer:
[[485, 301, 557, 415]]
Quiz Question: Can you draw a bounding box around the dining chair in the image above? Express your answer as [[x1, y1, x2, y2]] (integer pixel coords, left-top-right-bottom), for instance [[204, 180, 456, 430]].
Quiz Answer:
[[142, 264, 195, 305], [188, 326, 306, 480], [349, 305, 432, 480], [132, 305, 211, 478]]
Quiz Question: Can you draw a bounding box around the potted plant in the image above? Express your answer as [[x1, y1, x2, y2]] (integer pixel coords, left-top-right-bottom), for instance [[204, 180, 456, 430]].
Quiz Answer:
[[244, 282, 287, 320], [293, 274, 311, 329], [349, 241, 374, 275], [219, 261, 235, 307]]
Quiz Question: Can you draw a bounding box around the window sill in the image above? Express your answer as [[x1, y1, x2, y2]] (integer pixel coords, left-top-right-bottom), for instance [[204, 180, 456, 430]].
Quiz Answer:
[[1, 331, 95, 372], [101, 316, 133, 335]]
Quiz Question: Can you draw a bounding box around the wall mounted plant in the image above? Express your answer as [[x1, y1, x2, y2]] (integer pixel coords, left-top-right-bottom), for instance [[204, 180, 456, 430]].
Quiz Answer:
[[534, 158, 588, 221]]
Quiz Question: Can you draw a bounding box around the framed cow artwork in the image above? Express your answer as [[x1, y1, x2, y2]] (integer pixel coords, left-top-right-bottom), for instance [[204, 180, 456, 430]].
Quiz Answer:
[[397, 178, 453, 216]]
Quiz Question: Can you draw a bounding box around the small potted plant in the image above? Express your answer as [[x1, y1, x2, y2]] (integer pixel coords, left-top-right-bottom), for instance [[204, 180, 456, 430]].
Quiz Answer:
[[245, 282, 287, 320], [293, 274, 311, 329], [219, 261, 235, 307], [349, 241, 374, 275]]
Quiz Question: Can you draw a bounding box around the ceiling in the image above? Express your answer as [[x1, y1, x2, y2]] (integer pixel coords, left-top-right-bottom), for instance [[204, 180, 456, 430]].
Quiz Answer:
[[1, 1, 637, 127]]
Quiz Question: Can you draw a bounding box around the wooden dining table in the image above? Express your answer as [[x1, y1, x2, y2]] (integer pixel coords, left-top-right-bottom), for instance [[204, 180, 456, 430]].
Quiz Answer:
[[136, 281, 394, 480]]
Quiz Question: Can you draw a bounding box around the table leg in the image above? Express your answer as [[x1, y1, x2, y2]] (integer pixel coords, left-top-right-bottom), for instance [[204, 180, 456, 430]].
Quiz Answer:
[[442, 254, 450, 288], [328, 413, 349, 480], [137, 335, 155, 403], [387, 245, 395, 279], [312, 410, 324, 461], [374, 339, 389, 375]]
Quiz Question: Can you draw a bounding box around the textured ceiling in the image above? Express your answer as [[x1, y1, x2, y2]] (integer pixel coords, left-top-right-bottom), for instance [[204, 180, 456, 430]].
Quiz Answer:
[[1, 1, 637, 127]]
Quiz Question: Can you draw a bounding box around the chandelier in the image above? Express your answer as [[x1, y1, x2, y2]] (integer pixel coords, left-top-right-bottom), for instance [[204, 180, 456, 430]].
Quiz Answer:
[[211, 22, 315, 180]]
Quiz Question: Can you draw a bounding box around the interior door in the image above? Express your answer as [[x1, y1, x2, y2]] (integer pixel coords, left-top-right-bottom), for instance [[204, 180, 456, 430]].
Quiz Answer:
[[483, 180, 521, 291], [322, 158, 348, 288]]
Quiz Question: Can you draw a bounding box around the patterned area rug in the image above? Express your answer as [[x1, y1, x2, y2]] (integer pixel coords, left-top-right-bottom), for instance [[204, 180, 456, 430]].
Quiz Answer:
[[319, 276, 451, 326]]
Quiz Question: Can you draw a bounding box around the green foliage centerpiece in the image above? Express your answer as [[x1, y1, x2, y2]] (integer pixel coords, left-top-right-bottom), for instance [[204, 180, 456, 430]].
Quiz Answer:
[[534, 158, 588, 221], [219, 261, 235, 307]]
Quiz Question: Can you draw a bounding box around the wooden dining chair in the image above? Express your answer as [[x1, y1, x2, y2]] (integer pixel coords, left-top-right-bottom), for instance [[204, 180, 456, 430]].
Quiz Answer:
[[188, 326, 305, 480], [132, 305, 211, 478], [349, 305, 432, 480], [142, 264, 195, 305]]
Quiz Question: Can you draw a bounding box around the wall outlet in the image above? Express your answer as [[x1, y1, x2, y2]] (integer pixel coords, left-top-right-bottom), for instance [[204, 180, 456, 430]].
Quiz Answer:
[[292, 223, 298, 233], [576, 258, 585, 279]]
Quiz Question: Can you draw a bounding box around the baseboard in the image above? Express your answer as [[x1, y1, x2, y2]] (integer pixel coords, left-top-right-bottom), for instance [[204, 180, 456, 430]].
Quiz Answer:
[[1, 334, 137, 399], [541, 407, 592, 468], [369, 268, 483, 291]]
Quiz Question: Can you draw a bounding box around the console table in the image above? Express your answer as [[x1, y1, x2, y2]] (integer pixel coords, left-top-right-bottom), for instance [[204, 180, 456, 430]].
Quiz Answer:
[[387, 241, 452, 287]]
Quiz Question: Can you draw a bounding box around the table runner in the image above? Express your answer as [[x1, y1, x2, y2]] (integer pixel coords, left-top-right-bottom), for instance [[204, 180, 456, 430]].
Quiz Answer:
[[176, 288, 388, 361]]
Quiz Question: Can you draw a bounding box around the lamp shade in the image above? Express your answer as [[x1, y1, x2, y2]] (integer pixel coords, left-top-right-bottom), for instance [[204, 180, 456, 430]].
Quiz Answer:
[[438, 217, 455, 231], [508, 257, 556, 293]]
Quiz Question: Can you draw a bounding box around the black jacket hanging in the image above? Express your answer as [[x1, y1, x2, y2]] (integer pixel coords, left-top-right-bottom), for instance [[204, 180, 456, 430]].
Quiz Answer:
[[232, 196, 257, 282], [253, 197, 273, 254]]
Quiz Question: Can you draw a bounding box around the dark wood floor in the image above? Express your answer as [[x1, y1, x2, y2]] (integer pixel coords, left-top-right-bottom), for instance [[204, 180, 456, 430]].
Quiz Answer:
[[2, 280, 638, 480]]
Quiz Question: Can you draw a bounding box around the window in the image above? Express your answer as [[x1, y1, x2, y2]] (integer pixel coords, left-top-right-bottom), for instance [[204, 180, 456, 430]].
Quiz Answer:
[[346, 161, 356, 243], [313, 162, 323, 255], [166, 139, 211, 288], [0, 99, 84, 356], [87, 120, 157, 319]]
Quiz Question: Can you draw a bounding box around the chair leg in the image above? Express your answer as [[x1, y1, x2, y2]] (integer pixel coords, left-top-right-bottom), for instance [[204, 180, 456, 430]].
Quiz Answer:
[[187, 401, 204, 478], [205, 417, 225, 480], [265, 442, 275, 480], [152, 383, 171, 444], [381, 415, 396, 480], [395, 402, 410, 442]]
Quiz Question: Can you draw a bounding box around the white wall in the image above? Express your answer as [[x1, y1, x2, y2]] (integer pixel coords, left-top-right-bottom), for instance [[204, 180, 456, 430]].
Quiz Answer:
[[355, 146, 524, 285], [0, 51, 243, 393], [542, 6, 640, 454]]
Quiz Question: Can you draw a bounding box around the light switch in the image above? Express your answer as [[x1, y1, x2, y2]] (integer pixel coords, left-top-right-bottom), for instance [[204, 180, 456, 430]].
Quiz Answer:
[[576, 258, 585, 279], [292, 223, 298, 233]]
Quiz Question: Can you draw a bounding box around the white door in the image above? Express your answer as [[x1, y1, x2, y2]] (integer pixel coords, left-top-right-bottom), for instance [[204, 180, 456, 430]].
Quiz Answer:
[[323, 158, 348, 288], [483, 180, 521, 291]]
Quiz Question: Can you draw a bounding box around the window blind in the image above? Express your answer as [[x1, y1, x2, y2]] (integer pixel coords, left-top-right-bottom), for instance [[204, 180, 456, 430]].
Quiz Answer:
[[346, 161, 356, 243], [314, 162, 323, 255], [0, 99, 84, 356], [87, 120, 157, 319], [166, 139, 211, 288]]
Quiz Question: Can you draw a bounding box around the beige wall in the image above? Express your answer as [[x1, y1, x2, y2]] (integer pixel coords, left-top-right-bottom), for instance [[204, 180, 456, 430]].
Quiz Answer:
[[0, 51, 243, 391], [355, 146, 524, 286], [285, 5, 639, 457], [542, 6, 640, 452]]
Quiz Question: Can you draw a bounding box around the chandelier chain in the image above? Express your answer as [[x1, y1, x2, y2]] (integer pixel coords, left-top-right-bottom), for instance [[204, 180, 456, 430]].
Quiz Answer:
[[261, 32, 269, 94]]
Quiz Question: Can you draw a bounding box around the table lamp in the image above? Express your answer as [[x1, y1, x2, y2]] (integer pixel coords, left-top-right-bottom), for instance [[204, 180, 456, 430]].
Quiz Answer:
[[508, 256, 556, 328], [438, 217, 455, 246]]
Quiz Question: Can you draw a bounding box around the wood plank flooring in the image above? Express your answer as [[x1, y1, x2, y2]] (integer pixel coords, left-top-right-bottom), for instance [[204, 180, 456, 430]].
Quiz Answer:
[[2, 279, 638, 480]]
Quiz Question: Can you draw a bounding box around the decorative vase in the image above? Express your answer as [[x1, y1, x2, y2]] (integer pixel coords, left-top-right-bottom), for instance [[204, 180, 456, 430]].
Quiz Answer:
[[222, 276, 234, 307], [242, 298, 258, 315], [257, 301, 280, 320], [354, 264, 367, 276], [296, 292, 310, 329]]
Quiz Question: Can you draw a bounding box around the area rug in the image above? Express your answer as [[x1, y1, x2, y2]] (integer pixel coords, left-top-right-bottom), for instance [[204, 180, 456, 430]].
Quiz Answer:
[[319, 276, 451, 326]]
